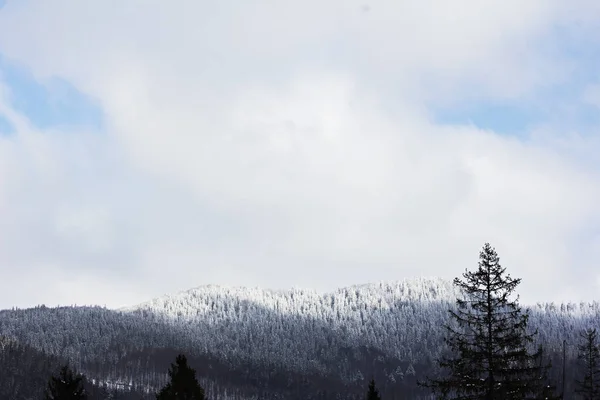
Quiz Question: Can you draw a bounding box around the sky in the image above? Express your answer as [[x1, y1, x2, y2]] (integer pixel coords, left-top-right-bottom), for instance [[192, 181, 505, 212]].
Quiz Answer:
[[1, 1, 600, 309]]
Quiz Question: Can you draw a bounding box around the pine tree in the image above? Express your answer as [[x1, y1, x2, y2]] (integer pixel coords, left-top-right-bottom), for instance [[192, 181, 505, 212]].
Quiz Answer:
[[366, 378, 382, 400], [156, 354, 205, 400], [421, 243, 545, 399], [575, 328, 600, 400], [44, 365, 87, 400]]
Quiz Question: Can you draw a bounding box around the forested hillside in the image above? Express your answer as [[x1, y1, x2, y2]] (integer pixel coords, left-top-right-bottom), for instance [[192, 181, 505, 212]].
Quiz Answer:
[[0, 277, 598, 398]]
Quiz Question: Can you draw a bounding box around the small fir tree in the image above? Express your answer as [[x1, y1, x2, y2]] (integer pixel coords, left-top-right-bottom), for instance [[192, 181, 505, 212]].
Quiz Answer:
[[157, 354, 205, 400], [526, 344, 560, 400], [366, 378, 382, 400], [44, 365, 87, 400], [575, 328, 600, 400]]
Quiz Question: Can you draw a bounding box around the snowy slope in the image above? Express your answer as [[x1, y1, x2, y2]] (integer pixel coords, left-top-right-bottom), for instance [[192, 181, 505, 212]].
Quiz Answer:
[[0, 277, 598, 397], [121, 277, 458, 320]]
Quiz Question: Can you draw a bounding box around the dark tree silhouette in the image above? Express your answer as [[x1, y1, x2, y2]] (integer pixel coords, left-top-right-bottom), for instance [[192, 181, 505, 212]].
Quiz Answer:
[[156, 354, 206, 400], [528, 344, 561, 400], [422, 243, 546, 399], [366, 378, 382, 400], [44, 365, 87, 400], [575, 328, 600, 400]]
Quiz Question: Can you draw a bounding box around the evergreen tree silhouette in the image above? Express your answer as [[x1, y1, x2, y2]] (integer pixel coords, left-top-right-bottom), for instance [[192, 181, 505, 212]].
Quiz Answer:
[[575, 328, 600, 400], [157, 354, 205, 400], [528, 344, 561, 400], [44, 365, 87, 400], [366, 378, 381, 400], [421, 243, 546, 399]]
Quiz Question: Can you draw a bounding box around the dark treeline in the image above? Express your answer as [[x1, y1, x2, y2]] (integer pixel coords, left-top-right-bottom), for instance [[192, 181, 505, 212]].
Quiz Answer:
[[0, 243, 599, 399]]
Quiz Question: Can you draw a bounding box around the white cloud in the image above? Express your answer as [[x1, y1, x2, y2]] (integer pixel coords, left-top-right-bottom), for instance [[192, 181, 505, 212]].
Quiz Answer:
[[0, 1, 600, 308]]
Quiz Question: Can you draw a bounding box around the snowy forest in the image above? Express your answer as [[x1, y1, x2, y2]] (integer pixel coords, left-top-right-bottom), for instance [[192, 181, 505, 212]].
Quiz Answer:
[[1, 246, 599, 399]]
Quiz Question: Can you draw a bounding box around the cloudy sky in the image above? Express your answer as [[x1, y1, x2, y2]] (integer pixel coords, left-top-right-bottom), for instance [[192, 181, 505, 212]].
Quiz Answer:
[[1, 1, 600, 309]]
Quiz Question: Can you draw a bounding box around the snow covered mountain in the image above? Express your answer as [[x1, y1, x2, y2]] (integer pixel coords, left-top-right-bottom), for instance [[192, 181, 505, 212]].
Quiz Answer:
[[0, 277, 598, 399], [124, 277, 459, 316]]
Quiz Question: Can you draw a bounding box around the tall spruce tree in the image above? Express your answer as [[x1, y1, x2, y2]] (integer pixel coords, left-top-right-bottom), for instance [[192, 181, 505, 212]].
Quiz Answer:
[[44, 365, 87, 400], [421, 243, 545, 399], [575, 328, 600, 400], [366, 378, 382, 400], [156, 354, 205, 400]]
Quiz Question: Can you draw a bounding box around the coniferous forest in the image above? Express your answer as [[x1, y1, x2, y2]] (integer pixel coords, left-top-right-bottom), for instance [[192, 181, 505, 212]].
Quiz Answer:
[[1, 244, 599, 399]]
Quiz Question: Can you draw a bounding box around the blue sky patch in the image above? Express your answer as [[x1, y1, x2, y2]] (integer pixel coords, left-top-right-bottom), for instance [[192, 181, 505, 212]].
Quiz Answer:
[[429, 24, 600, 137], [431, 73, 600, 136], [431, 102, 542, 135], [0, 54, 104, 130], [0, 112, 14, 135]]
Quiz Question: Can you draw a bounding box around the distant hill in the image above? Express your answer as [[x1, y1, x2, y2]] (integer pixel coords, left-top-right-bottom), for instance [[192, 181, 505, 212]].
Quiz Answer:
[[0, 277, 598, 399]]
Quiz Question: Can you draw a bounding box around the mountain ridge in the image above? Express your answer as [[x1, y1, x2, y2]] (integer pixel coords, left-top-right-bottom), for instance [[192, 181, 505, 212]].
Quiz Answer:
[[120, 276, 459, 313], [0, 276, 598, 399]]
